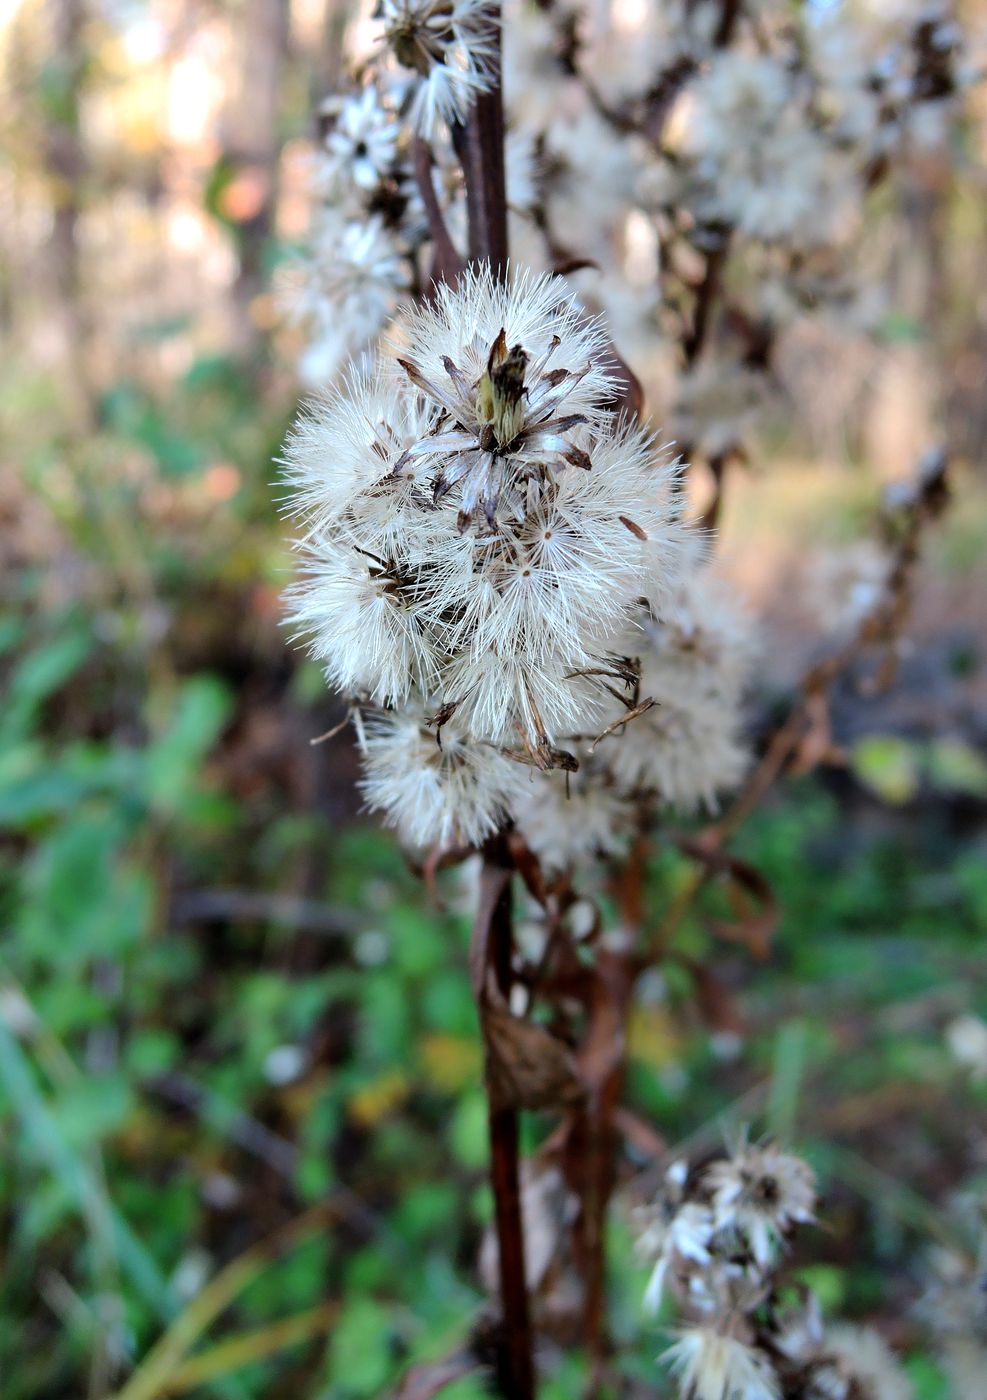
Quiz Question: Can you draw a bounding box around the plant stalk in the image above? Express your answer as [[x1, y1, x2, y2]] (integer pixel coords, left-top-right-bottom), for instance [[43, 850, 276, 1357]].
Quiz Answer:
[[452, 6, 509, 275], [478, 838, 536, 1400]]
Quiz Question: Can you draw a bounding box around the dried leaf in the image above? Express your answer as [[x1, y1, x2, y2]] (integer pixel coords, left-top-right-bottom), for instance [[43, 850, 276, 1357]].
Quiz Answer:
[[482, 1004, 585, 1112], [588, 697, 656, 753], [790, 690, 837, 776], [506, 831, 551, 909], [502, 739, 580, 773]]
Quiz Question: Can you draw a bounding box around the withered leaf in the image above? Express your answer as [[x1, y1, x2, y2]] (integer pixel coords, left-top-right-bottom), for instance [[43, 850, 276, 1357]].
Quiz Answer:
[[588, 696, 656, 753], [482, 1004, 586, 1112]]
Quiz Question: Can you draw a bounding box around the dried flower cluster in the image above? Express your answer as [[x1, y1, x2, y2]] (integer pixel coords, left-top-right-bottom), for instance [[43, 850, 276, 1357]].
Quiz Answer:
[[279, 0, 982, 866], [283, 266, 756, 853], [916, 1179, 987, 1395], [634, 1138, 914, 1400], [284, 0, 983, 437]]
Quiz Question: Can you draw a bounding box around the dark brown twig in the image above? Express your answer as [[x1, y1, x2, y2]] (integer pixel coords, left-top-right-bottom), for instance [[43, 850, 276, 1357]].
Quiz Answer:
[[683, 240, 728, 369], [412, 137, 466, 290], [472, 836, 536, 1400], [451, 8, 508, 274]]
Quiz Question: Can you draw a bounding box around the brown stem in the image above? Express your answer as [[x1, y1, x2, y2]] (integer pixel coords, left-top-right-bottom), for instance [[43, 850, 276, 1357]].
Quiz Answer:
[[475, 837, 536, 1400], [412, 138, 466, 292], [683, 241, 726, 368], [713, 0, 743, 47], [451, 6, 508, 275], [570, 951, 635, 1396]]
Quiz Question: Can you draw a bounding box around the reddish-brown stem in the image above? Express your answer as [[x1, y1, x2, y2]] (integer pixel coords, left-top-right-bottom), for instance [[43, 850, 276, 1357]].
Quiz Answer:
[[683, 241, 726, 368], [451, 7, 508, 275], [412, 138, 467, 291], [567, 950, 635, 1396], [476, 838, 536, 1400], [442, 9, 532, 1389]]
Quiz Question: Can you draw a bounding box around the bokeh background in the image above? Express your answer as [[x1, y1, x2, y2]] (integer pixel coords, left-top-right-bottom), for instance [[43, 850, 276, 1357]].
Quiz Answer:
[[2, 0, 987, 1395]]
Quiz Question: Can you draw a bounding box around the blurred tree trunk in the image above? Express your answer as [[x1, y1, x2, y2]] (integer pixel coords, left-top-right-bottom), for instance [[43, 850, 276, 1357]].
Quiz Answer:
[[319, 0, 355, 101], [227, 0, 291, 356], [44, 0, 94, 423]]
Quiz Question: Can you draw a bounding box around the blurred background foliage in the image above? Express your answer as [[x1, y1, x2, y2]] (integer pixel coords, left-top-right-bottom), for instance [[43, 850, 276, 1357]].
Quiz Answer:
[[2, 0, 987, 1395]]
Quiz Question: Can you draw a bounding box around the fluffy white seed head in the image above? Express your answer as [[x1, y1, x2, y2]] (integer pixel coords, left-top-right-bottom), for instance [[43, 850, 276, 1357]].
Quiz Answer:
[[379, 0, 498, 135], [511, 759, 631, 874], [663, 1327, 781, 1400], [704, 1138, 817, 1270], [284, 212, 407, 386], [392, 265, 621, 526], [602, 560, 755, 813], [286, 533, 445, 705], [813, 1326, 914, 1400], [359, 703, 522, 849], [279, 360, 439, 536], [681, 52, 858, 245], [282, 267, 702, 836], [317, 86, 402, 196]]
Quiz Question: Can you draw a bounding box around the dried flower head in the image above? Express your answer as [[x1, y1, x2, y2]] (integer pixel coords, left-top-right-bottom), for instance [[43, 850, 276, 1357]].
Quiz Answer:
[[705, 1137, 817, 1269], [285, 212, 407, 385], [605, 562, 754, 813], [359, 702, 520, 848], [282, 267, 689, 843], [379, 0, 498, 134], [393, 265, 618, 528], [318, 86, 401, 194], [664, 1325, 780, 1400], [511, 759, 630, 875], [626, 1135, 910, 1400]]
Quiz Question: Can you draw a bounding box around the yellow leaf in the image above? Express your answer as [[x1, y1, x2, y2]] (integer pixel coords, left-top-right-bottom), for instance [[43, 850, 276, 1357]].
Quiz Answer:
[[347, 1070, 411, 1128], [419, 1033, 482, 1092], [628, 1006, 682, 1068]]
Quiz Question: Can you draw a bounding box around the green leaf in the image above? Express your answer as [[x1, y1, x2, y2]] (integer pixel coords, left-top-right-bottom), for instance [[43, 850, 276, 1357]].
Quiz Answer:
[[324, 1296, 393, 1396], [50, 1073, 134, 1149], [17, 812, 152, 965], [450, 1091, 488, 1171], [127, 1029, 181, 1078], [0, 1018, 176, 1320], [926, 737, 987, 798], [144, 676, 233, 816], [851, 735, 920, 805], [3, 628, 92, 743]]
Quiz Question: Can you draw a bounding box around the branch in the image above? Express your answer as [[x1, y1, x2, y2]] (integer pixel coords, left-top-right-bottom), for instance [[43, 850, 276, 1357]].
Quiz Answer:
[[472, 836, 536, 1400], [412, 137, 466, 292], [640, 448, 951, 961], [452, 7, 509, 274]]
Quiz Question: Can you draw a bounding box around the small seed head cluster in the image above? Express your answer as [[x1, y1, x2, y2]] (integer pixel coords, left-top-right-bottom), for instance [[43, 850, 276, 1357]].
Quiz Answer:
[[634, 1137, 913, 1400], [378, 0, 498, 135], [283, 0, 979, 853], [283, 267, 759, 853], [287, 0, 981, 410], [915, 1180, 987, 1396]]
